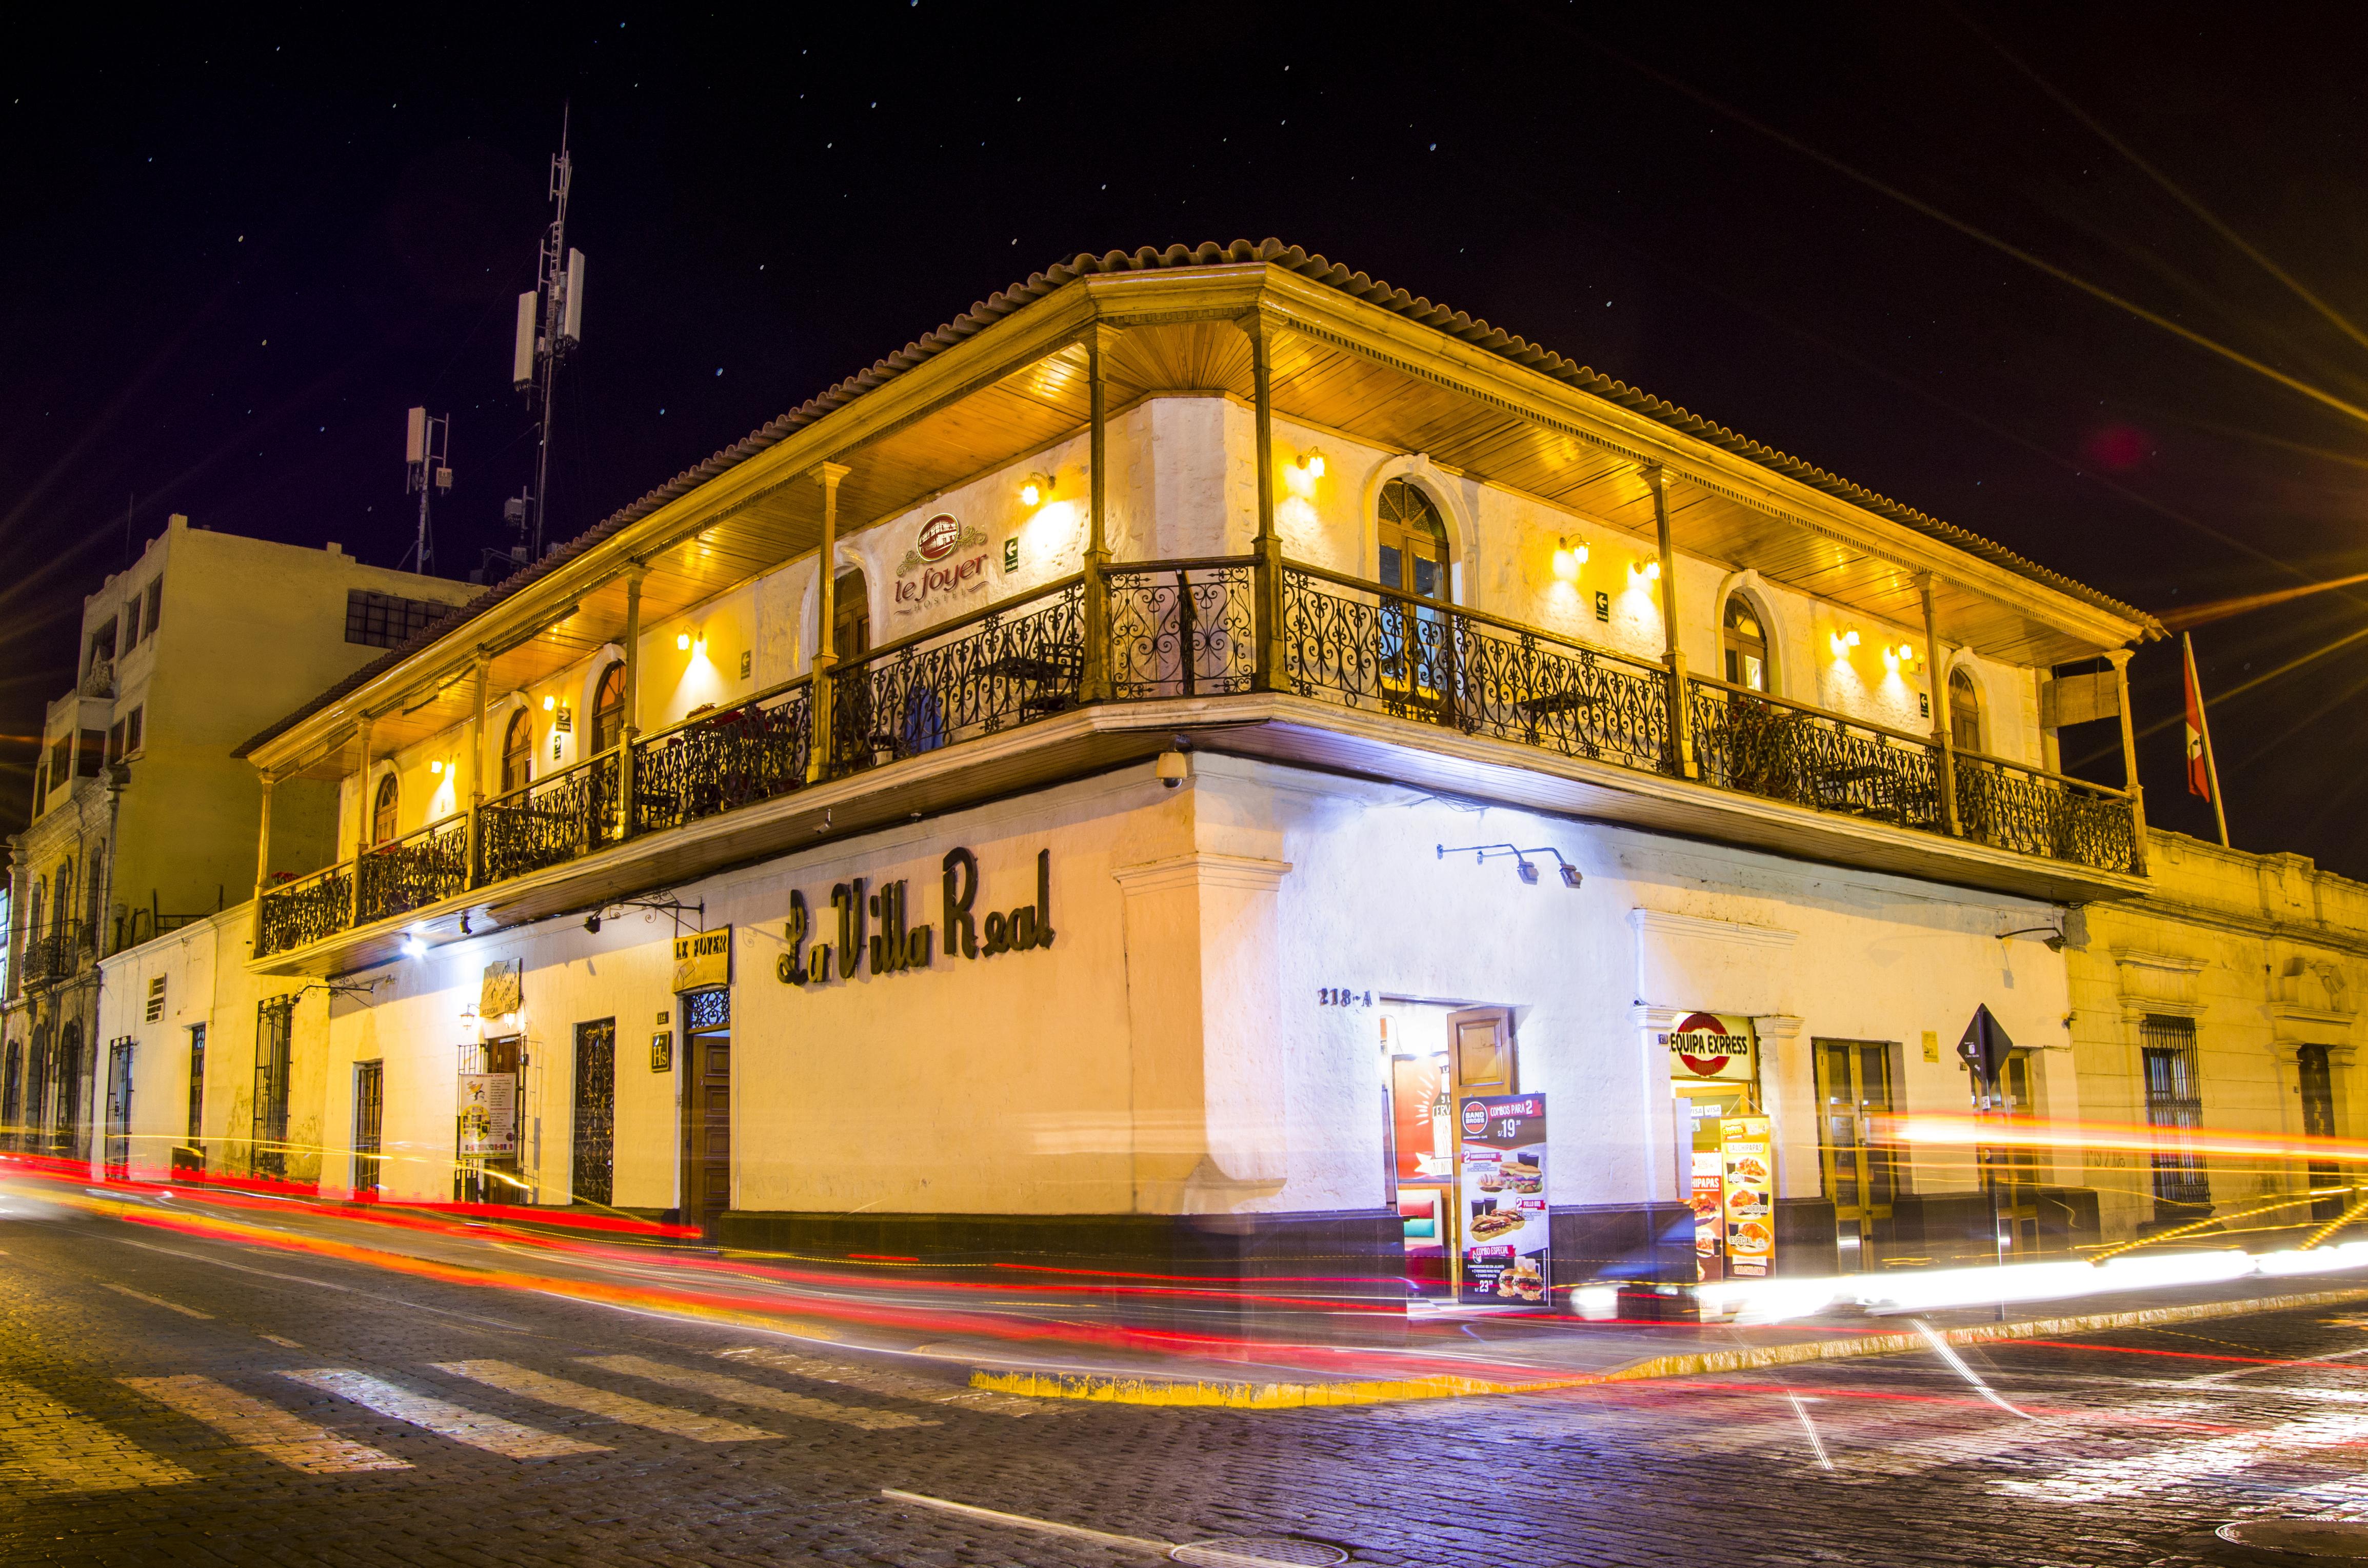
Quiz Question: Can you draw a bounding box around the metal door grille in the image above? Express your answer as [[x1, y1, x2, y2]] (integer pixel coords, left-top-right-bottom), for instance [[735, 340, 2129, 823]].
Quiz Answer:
[[56, 1024, 83, 1160], [352, 1061, 384, 1195], [186, 1024, 206, 1142], [2141, 1015, 2210, 1216], [253, 997, 293, 1177], [572, 1020, 616, 1207], [104, 1038, 133, 1178], [1, 1041, 19, 1150]]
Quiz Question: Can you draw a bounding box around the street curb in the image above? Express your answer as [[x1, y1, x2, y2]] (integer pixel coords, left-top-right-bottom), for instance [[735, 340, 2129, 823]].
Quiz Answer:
[[966, 1284, 2368, 1410]]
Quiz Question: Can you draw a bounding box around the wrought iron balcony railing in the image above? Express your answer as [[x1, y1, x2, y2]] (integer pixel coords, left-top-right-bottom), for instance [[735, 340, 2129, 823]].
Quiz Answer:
[[357, 815, 471, 927], [251, 554, 2140, 958], [826, 576, 1085, 775], [1283, 561, 1669, 773], [15, 921, 89, 988]]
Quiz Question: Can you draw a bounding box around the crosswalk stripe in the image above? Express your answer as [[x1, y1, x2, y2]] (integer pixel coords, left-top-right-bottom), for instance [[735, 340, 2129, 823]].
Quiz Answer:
[[718, 1344, 1050, 1417], [101, 1282, 213, 1318], [577, 1354, 939, 1432], [122, 1375, 410, 1474], [0, 1377, 193, 1493], [430, 1359, 775, 1442], [282, 1370, 610, 1459]]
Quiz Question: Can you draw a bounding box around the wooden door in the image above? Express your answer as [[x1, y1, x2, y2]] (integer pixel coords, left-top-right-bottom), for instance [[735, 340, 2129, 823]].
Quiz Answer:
[[1816, 1039, 1897, 1263], [682, 1030, 731, 1231], [1447, 1008, 1516, 1096]]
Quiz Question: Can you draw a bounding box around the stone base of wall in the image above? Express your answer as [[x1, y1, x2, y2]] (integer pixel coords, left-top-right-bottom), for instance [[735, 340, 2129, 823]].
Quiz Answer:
[[1551, 1199, 1841, 1285], [713, 1208, 1409, 1344]]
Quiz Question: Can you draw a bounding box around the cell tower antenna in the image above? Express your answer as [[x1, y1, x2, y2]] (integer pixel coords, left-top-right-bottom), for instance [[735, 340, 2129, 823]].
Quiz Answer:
[[403, 407, 453, 576], [512, 105, 586, 561]]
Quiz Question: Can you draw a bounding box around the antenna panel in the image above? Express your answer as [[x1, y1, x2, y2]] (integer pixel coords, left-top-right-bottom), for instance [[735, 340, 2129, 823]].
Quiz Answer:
[[561, 250, 586, 345], [512, 292, 539, 388], [405, 407, 427, 464]]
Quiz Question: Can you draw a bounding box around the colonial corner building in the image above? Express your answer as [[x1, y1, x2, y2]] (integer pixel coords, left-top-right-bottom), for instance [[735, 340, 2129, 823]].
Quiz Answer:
[[14, 242, 2361, 1327]]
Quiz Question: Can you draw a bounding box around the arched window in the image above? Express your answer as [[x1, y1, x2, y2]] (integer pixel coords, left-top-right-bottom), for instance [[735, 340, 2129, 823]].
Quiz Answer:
[[1377, 479, 1450, 601], [53, 862, 72, 940], [1948, 667, 1983, 756], [371, 774, 399, 846], [501, 710, 533, 795], [832, 569, 871, 665], [1722, 595, 1770, 692], [592, 662, 628, 755], [24, 880, 42, 947]]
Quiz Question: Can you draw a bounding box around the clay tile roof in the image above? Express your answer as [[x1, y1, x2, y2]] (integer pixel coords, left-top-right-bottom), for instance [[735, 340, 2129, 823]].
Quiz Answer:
[[236, 238, 2155, 760]]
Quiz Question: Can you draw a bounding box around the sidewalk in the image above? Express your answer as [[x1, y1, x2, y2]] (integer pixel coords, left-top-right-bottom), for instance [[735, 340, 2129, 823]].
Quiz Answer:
[[956, 1270, 2368, 1408]]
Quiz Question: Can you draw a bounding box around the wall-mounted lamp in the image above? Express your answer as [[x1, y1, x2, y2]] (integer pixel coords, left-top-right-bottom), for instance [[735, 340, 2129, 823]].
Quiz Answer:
[[1155, 737, 1192, 789], [1296, 450, 1326, 480], [1551, 537, 1589, 581], [542, 694, 556, 711], [1829, 628, 1862, 656], [1019, 472, 1052, 507], [429, 759, 444, 775], [401, 936, 428, 960], [1437, 843, 1582, 889], [1999, 924, 2067, 952], [678, 631, 692, 651]]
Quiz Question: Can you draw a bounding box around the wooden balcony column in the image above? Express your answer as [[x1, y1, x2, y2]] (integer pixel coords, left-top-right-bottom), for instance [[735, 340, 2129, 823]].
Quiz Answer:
[[253, 771, 274, 902], [1920, 572, 1961, 836], [2109, 647, 2148, 875], [1645, 465, 1696, 779], [1241, 309, 1284, 690], [464, 652, 489, 888], [1079, 327, 1115, 701], [348, 713, 372, 929], [806, 463, 850, 783], [615, 567, 645, 841]]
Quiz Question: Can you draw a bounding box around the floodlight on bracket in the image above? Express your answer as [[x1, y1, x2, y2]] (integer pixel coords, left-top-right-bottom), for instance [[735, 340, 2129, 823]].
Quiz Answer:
[[1437, 843, 1582, 889]]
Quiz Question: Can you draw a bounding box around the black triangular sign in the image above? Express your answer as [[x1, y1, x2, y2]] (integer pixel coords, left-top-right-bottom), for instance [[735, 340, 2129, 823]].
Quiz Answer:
[[1956, 1003, 2015, 1085]]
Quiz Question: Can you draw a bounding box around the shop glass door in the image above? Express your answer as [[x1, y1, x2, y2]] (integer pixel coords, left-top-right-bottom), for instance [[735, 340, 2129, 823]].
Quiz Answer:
[[1815, 1039, 1896, 1268]]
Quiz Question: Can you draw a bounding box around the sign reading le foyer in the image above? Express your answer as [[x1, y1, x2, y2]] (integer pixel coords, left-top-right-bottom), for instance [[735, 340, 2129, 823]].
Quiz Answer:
[[672, 928, 732, 993], [779, 846, 1054, 987]]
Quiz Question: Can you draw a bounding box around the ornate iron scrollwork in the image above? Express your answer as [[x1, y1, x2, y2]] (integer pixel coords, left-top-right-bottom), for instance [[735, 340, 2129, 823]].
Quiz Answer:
[[356, 816, 469, 926], [255, 868, 354, 957], [827, 582, 1083, 776], [633, 681, 812, 835], [479, 752, 622, 886], [1108, 562, 1256, 699]]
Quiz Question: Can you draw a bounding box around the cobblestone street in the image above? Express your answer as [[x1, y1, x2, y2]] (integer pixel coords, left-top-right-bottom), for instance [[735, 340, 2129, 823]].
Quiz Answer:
[[8, 1197, 2368, 1566]]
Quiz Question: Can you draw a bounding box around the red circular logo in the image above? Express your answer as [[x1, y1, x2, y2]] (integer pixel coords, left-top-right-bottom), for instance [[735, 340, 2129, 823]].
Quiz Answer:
[[1461, 1100, 1489, 1135], [917, 514, 962, 562]]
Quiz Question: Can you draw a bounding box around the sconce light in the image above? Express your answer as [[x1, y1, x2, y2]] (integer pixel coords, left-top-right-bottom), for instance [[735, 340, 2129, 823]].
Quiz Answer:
[[1829, 629, 1861, 656], [1019, 473, 1052, 507], [585, 913, 602, 934], [401, 936, 428, 960], [1551, 537, 1589, 582], [542, 694, 556, 711], [1630, 558, 1660, 582], [429, 759, 444, 775], [1296, 450, 1325, 480], [678, 632, 692, 651]]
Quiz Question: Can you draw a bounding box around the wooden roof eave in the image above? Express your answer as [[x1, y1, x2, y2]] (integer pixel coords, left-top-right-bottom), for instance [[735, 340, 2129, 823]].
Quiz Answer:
[[248, 280, 1110, 778], [1249, 267, 2150, 658]]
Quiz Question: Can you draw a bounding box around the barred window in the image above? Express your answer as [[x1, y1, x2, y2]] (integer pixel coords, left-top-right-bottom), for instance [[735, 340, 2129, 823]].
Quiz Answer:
[[2141, 1015, 2210, 1215], [345, 590, 449, 649]]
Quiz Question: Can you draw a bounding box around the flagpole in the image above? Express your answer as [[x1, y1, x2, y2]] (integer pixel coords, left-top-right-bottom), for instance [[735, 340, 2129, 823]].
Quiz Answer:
[[2184, 632, 2230, 847]]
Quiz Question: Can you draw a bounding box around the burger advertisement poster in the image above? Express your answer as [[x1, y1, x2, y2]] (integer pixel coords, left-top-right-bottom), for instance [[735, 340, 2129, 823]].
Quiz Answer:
[[1457, 1093, 1550, 1305]]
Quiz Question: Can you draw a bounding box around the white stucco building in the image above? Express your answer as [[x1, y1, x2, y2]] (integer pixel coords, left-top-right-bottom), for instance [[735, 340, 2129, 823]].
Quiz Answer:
[[77, 242, 2226, 1326]]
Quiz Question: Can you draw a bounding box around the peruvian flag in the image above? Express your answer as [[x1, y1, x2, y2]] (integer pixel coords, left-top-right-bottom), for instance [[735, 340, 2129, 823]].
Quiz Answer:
[[2182, 634, 2212, 800]]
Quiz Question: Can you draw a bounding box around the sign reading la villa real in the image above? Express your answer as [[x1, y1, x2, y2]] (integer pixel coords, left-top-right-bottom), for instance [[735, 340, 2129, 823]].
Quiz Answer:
[[778, 847, 1053, 988], [891, 512, 992, 624]]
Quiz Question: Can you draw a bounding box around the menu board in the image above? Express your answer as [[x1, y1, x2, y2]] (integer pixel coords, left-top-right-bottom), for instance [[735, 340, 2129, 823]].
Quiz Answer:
[[1457, 1093, 1550, 1305], [1690, 1152, 1725, 1275], [1720, 1115, 1775, 1278], [457, 1072, 518, 1157]]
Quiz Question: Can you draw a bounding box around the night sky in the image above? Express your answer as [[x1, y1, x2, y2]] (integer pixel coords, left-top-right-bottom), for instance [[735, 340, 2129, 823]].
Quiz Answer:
[[7, 7, 2367, 873]]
